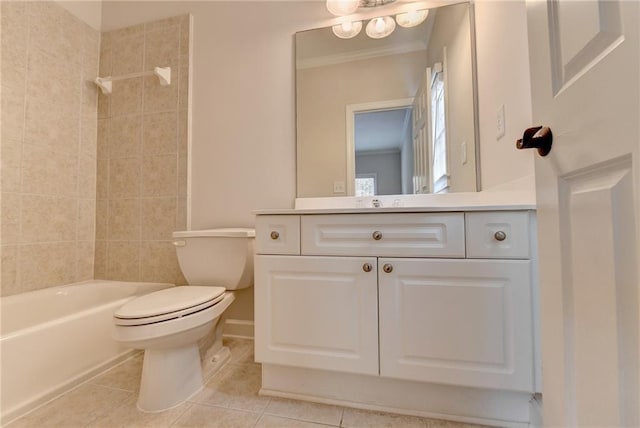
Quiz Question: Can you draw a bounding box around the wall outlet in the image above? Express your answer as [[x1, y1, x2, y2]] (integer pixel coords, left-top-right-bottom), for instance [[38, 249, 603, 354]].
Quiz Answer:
[[333, 181, 345, 194], [496, 104, 506, 140]]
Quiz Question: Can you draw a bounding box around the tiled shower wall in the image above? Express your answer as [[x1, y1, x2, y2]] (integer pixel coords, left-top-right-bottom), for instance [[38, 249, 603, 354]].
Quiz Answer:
[[1, 2, 100, 296], [94, 16, 190, 284]]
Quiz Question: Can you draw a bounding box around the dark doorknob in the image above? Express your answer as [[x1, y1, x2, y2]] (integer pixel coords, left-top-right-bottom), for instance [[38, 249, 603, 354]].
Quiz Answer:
[[516, 126, 552, 157]]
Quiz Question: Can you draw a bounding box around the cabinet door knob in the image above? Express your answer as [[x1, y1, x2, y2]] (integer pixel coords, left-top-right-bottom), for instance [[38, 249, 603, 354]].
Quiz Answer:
[[494, 231, 507, 241], [270, 231, 280, 240], [362, 263, 373, 272], [383, 263, 393, 273], [372, 231, 383, 240]]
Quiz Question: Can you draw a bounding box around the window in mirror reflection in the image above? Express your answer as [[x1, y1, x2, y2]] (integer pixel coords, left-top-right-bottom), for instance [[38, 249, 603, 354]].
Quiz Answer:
[[355, 174, 376, 197], [431, 66, 449, 193]]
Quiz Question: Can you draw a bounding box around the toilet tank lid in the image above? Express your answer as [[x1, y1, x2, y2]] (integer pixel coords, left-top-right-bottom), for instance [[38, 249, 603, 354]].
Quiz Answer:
[[173, 228, 255, 238]]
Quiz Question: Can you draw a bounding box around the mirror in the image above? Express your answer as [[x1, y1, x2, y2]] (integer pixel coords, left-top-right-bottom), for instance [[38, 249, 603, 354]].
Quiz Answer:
[[296, 1, 479, 198]]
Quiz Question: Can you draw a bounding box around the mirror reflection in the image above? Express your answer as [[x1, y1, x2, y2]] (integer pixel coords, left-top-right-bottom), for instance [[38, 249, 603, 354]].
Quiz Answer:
[[296, 1, 478, 198]]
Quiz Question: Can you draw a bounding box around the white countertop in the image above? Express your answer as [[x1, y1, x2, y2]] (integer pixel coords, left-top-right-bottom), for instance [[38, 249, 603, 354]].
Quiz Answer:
[[255, 185, 536, 215]]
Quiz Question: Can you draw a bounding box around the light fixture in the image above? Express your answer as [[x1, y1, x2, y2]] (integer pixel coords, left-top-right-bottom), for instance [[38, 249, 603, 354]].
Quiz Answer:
[[326, 0, 359, 16], [332, 21, 363, 39], [395, 9, 429, 28], [365, 16, 396, 39]]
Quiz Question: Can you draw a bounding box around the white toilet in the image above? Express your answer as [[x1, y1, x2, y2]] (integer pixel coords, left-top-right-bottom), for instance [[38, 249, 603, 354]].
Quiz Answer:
[[112, 228, 255, 412]]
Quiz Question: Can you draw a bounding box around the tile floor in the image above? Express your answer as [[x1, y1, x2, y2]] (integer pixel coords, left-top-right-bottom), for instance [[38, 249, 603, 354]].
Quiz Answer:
[[8, 338, 486, 428]]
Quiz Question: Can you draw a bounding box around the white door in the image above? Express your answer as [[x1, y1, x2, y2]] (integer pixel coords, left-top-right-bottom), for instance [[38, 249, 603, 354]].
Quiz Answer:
[[526, 0, 639, 426]]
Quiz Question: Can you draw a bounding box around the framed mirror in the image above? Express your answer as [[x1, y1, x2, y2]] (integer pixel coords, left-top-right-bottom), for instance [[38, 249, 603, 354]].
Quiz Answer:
[[296, 1, 479, 198]]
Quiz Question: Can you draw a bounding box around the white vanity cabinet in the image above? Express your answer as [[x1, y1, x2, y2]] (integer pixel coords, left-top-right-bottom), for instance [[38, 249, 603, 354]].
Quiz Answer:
[[255, 210, 535, 393]]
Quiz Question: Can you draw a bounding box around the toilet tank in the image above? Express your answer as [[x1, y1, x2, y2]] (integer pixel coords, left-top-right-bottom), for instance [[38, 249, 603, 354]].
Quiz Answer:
[[172, 228, 255, 289]]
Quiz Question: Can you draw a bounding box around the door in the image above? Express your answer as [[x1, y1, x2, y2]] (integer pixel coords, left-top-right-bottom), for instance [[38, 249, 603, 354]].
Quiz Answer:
[[378, 258, 533, 391], [526, 0, 639, 425], [254, 255, 379, 375]]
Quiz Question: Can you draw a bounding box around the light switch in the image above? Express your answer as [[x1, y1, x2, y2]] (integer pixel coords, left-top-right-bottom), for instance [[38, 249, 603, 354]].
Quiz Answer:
[[496, 104, 506, 140], [333, 181, 345, 193]]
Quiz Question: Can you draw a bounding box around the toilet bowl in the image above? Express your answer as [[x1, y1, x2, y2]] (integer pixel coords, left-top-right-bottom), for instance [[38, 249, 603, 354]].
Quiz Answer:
[[112, 228, 255, 412]]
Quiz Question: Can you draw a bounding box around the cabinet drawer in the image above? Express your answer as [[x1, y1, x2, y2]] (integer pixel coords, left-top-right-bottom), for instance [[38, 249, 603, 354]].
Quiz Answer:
[[256, 215, 300, 255], [301, 213, 465, 257], [466, 211, 530, 259]]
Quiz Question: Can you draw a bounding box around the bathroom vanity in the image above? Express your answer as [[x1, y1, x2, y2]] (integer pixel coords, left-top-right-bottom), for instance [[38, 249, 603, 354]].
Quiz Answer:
[[254, 200, 539, 427]]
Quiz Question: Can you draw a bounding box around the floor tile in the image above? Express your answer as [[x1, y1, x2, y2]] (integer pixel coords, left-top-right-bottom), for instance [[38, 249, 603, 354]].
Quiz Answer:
[[7, 384, 131, 428], [256, 414, 337, 428], [172, 404, 260, 428], [193, 362, 270, 413], [224, 337, 255, 365], [85, 394, 190, 427], [89, 353, 144, 392], [264, 398, 343, 426], [341, 408, 428, 428]]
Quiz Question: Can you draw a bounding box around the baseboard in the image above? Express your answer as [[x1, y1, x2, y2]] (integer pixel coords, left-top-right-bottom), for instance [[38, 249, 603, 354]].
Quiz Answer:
[[224, 319, 254, 339], [261, 364, 532, 428]]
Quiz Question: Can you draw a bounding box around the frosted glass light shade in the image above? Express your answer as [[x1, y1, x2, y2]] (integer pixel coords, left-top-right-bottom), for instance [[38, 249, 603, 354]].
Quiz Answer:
[[365, 16, 396, 39], [326, 0, 360, 16], [396, 9, 429, 28], [332, 21, 363, 39]]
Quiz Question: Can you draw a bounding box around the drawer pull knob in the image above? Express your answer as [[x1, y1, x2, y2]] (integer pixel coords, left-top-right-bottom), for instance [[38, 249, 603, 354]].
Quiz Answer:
[[383, 263, 393, 273], [362, 263, 373, 273], [494, 231, 507, 241], [372, 231, 383, 240], [270, 231, 280, 240]]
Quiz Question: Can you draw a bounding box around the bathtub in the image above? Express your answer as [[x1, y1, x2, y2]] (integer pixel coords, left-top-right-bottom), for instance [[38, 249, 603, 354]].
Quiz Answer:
[[0, 280, 172, 424]]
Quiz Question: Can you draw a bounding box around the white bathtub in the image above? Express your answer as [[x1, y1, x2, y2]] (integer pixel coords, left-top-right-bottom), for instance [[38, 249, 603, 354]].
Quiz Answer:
[[0, 280, 172, 424]]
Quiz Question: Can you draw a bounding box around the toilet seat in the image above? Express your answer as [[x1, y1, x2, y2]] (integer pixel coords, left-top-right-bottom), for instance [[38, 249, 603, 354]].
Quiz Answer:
[[114, 286, 226, 326]]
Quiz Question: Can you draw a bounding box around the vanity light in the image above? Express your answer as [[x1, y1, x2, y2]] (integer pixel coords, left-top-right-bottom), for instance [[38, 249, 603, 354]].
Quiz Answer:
[[395, 8, 429, 28], [332, 20, 363, 39], [365, 16, 396, 39], [326, 0, 359, 16]]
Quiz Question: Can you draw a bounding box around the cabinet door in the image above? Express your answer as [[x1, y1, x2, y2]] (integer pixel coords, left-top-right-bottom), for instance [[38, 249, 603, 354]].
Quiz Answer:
[[378, 258, 533, 391], [255, 255, 379, 375]]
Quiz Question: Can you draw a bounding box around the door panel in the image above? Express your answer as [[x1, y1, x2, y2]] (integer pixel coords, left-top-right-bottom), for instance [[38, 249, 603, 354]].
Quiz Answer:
[[527, 0, 639, 425]]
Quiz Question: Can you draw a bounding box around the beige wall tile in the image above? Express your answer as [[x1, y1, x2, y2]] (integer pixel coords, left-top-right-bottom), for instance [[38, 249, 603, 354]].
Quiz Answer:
[[97, 119, 109, 159], [96, 158, 109, 200], [78, 199, 97, 241], [1, 245, 20, 296], [143, 74, 178, 113], [1, 138, 22, 193], [177, 109, 188, 156], [107, 241, 140, 281], [21, 195, 78, 243], [107, 24, 144, 41], [142, 154, 177, 196], [99, 33, 113, 77], [112, 33, 144, 76], [1, 192, 21, 244], [82, 25, 101, 78], [81, 117, 98, 159], [110, 115, 142, 158], [98, 92, 110, 119], [141, 197, 176, 240], [26, 2, 83, 66], [81, 81, 99, 122], [108, 198, 141, 241], [111, 78, 142, 117], [1, 2, 28, 71], [76, 240, 95, 281], [142, 112, 177, 156], [79, 155, 97, 198], [19, 242, 76, 291], [94, 240, 107, 279], [140, 241, 180, 284], [21, 144, 78, 197], [176, 197, 187, 230], [95, 199, 108, 241], [1, 83, 26, 142], [144, 25, 179, 72], [178, 65, 189, 111], [27, 46, 81, 109], [109, 157, 140, 197], [145, 16, 184, 33], [179, 17, 190, 61], [177, 154, 188, 198], [24, 99, 79, 155]]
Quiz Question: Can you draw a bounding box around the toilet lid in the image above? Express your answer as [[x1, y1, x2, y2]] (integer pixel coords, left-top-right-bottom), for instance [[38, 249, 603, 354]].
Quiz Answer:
[[114, 286, 226, 326]]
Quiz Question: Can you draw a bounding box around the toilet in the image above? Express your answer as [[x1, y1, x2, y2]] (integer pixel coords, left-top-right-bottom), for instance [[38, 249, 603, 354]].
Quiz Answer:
[[112, 228, 255, 412]]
